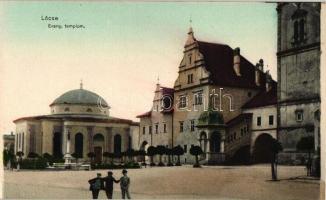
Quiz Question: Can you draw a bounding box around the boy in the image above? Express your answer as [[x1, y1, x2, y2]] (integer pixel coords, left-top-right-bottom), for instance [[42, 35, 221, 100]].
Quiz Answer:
[[120, 169, 131, 199]]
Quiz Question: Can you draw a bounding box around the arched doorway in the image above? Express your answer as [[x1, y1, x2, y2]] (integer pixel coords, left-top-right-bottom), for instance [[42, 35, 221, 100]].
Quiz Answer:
[[229, 145, 251, 165], [114, 134, 122, 154], [53, 132, 62, 158], [93, 133, 104, 163], [210, 132, 221, 153], [140, 141, 149, 162], [75, 133, 83, 158], [252, 133, 274, 163]]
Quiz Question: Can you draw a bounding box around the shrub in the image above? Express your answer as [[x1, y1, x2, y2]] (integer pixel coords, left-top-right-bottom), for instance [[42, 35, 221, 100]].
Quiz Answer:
[[21, 157, 47, 169]]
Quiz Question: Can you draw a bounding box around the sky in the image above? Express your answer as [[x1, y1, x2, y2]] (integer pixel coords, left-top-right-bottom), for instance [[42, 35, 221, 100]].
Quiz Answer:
[[0, 2, 277, 134]]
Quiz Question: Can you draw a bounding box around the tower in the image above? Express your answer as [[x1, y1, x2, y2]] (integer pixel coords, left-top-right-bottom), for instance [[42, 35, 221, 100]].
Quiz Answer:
[[276, 3, 320, 163]]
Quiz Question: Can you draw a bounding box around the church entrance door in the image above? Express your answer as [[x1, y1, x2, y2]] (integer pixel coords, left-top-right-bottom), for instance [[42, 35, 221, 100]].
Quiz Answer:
[[94, 146, 102, 164]]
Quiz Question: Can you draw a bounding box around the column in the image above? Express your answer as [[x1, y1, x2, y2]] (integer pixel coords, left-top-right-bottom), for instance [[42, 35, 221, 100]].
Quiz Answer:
[[87, 126, 94, 153], [62, 125, 72, 155], [105, 127, 112, 152]]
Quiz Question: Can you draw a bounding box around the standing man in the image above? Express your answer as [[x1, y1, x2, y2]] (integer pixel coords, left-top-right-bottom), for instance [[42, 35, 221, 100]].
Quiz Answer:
[[120, 169, 131, 199], [102, 171, 120, 199], [88, 173, 104, 199]]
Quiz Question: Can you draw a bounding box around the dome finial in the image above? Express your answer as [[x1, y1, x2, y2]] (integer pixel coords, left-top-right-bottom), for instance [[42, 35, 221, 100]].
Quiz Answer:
[[80, 79, 83, 89]]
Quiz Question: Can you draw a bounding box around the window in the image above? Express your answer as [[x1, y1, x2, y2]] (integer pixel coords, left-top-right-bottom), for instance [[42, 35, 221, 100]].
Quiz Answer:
[[296, 111, 303, 122], [184, 145, 187, 153], [179, 96, 187, 108], [188, 54, 192, 64], [248, 92, 252, 97], [143, 127, 146, 135], [163, 123, 167, 133], [257, 116, 261, 126], [64, 107, 70, 112], [233, 132, 236, 140], [294, 21, 299, 42], [187, 74, 193, 84], [240, 128, 244, 136], [299, 19, 305, 41], [149, 126, 152, 134], [269, 115, 274, 125], [155, 124, 159, 134], [180, 121, 184, 133], [190, 120, 195, 132], [194, 92, 203, 105]]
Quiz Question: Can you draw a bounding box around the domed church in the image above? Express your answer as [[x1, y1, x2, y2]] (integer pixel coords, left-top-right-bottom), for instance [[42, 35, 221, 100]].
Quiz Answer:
[[13, 83, 139, 163]]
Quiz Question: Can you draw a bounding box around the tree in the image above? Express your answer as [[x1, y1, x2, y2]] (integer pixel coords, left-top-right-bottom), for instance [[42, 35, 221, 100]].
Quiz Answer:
[[270, 138, 283, 181], [71, 152, 82, 164], [166, 148, 173, 166], [173, 145, 184, 166], [147, 146, 157, 166], [190, 145, 203, 168], [87, 152, 96, 164], [297, 136, 314, 176], [27, 152, 39, 169], [138, 150, 146, 164], [156, 145, 166, 166]]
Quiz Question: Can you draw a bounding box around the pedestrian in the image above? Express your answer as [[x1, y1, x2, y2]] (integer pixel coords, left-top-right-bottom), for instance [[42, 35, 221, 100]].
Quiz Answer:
[[102, 171, 120, 199], [120, 169, 131, 199], [88, 173, 104, 199]]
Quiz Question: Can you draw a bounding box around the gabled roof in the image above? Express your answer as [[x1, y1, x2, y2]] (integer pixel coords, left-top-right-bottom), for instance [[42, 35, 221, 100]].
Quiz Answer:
[[136, 111, 151, 118], [226, 113, 253, 127], [197, 41, 266, 89], [242, 81, 277, 109]]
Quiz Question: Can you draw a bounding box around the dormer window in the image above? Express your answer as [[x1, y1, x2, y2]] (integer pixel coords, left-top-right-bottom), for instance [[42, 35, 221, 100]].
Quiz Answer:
[[64, 107, 70, 112], [87, 108, 92, 112]]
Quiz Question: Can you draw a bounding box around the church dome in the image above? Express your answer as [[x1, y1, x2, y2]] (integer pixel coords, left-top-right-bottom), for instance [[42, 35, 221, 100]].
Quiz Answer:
[[51, 89, 109, 107], [197, 108, 224, 127]]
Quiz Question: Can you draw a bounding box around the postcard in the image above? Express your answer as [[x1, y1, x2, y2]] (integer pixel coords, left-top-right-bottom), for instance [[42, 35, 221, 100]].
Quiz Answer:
[[0, 1, 324, 199]]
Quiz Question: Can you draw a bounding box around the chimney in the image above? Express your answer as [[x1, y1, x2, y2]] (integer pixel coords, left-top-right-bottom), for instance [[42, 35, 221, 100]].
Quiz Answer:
[[233, 47, 241, 76], [265, 70, 272, 92], [255, 63, 261, 86]]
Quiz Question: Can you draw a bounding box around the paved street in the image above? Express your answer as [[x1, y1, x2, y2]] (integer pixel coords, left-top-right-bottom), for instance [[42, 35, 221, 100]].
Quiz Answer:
[[4, 165, 322, 199]]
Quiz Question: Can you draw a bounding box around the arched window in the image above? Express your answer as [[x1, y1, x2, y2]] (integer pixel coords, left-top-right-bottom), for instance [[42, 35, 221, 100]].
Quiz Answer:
[[294, 21, 299, 42], [299, 19, 305, 41], [114, 134, 122, 154], [128, 136, 132, 150], [75, 133, 83, 158], [210, 132, 221, 153]]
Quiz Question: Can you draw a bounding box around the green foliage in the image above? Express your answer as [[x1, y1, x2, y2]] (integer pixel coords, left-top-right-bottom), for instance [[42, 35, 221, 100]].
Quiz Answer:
[[147, 146, 157, 156], [93, 161, 141, 169], [156, 145, 167, 156], [21, 157, 47, 169], [27, 152, 39, 159], [190, 146, 203, 156], [270, 138, 283, 154], [173, 145, 184, 156]]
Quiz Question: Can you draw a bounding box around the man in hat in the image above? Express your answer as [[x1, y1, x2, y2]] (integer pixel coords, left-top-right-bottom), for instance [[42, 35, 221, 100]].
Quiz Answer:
[[119, 169, 131, 199], [102, 171, 120, 199], [88, 173, 104, 199]]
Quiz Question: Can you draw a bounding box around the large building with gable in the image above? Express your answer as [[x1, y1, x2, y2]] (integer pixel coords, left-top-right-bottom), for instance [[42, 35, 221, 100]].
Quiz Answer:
[[137, 27, 278, 164], [13, 84, 139, 163]]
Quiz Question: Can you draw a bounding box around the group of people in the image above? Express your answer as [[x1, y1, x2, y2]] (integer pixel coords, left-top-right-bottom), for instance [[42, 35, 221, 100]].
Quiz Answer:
[[88, 169, 131, 199]]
